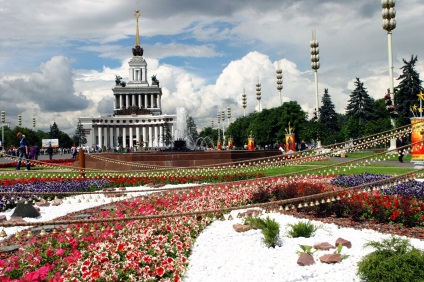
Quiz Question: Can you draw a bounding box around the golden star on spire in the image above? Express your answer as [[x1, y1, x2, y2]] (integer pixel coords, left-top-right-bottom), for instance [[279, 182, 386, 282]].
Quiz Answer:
[[412, 104, 418, 111], [417, 90, 424, 100]]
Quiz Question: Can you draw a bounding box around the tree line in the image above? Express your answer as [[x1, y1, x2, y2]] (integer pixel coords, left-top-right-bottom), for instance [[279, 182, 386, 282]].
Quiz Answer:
[[1, 121, 87, 151], [199, 55, 423, 148]]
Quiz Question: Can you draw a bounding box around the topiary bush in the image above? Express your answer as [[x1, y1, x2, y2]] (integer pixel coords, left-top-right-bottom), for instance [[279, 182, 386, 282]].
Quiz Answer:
[[357, 236, 424, 282]]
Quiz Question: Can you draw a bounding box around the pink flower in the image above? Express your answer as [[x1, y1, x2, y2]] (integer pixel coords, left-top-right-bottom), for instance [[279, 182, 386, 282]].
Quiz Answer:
[[55, 249, 65, 257]]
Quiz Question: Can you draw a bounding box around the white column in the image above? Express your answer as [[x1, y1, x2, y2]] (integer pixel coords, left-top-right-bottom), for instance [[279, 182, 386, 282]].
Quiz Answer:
[[126, 95, 129, 108], [132, 95, 136, 107], [144, 94, 148, 108], [150, 95, 154, 109], [158, 94, 161, 110], [138, 95, 142, 108], [109, 127, 114, 148], [98, 126, 102, 148], [159, 125, 163, 147], [129, 127, 134, 149], [115, 127, 120, 147], [148, 126, 153, 148], [120, 95, 123, 108], [136, 127, 140, 147], [103, 127, 108, 148], [123, 127, 127, 148], [142, 126, 147, 148]]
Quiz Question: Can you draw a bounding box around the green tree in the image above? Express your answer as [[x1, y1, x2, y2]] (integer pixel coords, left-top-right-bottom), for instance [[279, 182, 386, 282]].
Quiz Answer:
[[345, 78, 376, 137], [318, 88, 339, 145], [395, 55, 424, 127], [364, 99, 392, 141], [49, 122, 60, 139], [72, 121, 87, 146]]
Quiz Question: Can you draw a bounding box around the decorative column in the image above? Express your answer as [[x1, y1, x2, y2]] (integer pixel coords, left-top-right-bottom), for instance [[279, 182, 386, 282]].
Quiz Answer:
[[115, 127, 120, 148], [109, 127, 114, 148], [247, 131, 255, 151], [142, 126, 147, 148], [217, 113, 221, 150], [411, 91, 424, 168], [136, 127, 140, 150], [159, 125, 163, 147]]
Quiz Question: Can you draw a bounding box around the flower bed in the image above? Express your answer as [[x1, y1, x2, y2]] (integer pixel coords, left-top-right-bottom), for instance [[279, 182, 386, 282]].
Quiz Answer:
[[0, 173, 423, 280]]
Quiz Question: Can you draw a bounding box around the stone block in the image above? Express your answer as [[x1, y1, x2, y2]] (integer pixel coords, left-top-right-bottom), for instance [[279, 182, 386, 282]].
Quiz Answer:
[[314, 242, 336, 251], [297, 253, 315, 266], [319, 253, 342, 263], [233, 224, 251, 233], [335, 237, 351, 249]]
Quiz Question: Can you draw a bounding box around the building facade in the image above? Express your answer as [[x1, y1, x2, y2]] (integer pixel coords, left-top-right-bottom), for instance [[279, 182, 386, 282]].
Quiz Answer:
[[78, 10, 176, 150]]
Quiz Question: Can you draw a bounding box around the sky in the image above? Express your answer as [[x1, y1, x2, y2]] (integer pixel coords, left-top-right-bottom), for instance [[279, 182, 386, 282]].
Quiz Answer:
[[0, 0, 423, 136]]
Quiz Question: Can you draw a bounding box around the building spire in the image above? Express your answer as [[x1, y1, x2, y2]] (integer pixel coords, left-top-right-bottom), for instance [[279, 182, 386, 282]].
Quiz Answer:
[[132, 10, 143, 56]]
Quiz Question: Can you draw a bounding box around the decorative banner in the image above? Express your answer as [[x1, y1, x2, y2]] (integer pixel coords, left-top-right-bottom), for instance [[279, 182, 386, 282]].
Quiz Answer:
[[411, 118, 424, 161], [247, 131, 255, 151], [217, 139, 222, 150], [285, 134, 296, 152]]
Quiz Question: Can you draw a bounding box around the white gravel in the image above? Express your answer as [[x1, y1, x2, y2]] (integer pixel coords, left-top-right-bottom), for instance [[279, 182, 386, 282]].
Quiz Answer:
[[183, 209, 424, 282]]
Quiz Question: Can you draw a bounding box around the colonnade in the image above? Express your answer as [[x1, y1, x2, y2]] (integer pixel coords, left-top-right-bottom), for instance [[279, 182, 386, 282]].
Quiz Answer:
[[93, 123, 173, 149], [115, 93, 161, 110]]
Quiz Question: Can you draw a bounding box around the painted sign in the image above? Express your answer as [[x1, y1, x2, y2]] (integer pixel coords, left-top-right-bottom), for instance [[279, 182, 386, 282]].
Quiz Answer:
[[411, 118, 424, 161], [42, 139, 59, 148], [285, 134, 296, 152]]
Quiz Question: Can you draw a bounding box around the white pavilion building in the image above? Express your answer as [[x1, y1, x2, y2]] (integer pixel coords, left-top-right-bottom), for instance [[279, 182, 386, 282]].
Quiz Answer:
[[78, 10, 176, 150]]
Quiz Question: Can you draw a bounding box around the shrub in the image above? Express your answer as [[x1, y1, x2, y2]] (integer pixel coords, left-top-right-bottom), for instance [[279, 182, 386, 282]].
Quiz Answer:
[[244, 216, 280, 248], [287, 220, 320, 238], [357, 237, 424, 282]]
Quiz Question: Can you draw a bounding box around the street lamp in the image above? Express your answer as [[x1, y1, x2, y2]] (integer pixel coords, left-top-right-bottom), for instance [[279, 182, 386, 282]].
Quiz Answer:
[[211, 120, 214, 128], [32, 117, 36, 129], [1, 111, 5, 151], [242, 89, 247, 117], [217, 113, 221, 146], [256, 81, 262, 112], [227, 106, 231, 127], [310, 30, 320, 118], [276, 61, 283, 106], [18, 114, 22, 127], [221, 110, 226, 145], [382, 0, 397, 149]]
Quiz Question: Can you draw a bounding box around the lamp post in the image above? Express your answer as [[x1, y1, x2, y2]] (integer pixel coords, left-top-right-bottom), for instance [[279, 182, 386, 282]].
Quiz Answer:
[[217, 113, 221, 147], [32, 117, 36, 129], [1, 111, 5, 151], [310, 30, 320, 119], [211, 120, 214, 129], [382, 0, 397, 149], [242, 89, 247, 117], [227, 106, 231, 127], [18, 114, 22, 127], [221, 110, 226, 145], [256, 81, 262, 112], [276, 61, 283, 106]]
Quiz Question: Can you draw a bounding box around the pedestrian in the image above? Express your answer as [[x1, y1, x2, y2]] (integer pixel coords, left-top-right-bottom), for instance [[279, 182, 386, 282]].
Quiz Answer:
[[300, 140, 306, 151], [396, 136, 404, 163], [34, 144, 40, 160], [16, 132, 30, 170], [71, 144, 77, 159], [29, 144, 36, 160], [47, 144, 53, 160]]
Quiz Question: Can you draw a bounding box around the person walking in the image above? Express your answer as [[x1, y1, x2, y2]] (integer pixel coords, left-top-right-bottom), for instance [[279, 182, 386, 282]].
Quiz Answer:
[[396, 136, 404, 163], [16, 132, 30, 170], [47, 144, 53, 160]]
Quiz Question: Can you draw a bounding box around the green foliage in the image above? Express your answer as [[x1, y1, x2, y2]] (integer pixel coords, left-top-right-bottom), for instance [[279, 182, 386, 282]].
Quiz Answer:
[[244, 216, 280, 248], [334, 243, 349, 260], [73, 120, 87, 146], [357, 237, 424, 282], [225, 101, 308, 147], [395, 55, 424, 127], [296, 245, 317, 255], [287, 220, 320, 238]]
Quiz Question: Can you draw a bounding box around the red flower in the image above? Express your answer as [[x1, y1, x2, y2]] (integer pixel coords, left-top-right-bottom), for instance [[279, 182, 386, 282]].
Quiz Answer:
[[156, 266, 165, 277]]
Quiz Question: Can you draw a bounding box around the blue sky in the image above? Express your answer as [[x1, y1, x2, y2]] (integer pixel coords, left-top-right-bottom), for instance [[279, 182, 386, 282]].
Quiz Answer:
[[0, 0, 423, 136]]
